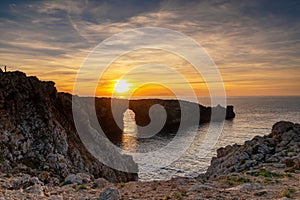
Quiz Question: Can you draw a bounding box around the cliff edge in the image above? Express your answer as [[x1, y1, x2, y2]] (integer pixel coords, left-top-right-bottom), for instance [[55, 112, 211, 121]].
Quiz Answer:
[[0, 71, 138, 183]]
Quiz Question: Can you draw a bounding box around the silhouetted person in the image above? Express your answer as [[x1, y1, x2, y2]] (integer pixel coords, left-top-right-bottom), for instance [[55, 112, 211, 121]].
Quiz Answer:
[[4, 65, 6, 72]]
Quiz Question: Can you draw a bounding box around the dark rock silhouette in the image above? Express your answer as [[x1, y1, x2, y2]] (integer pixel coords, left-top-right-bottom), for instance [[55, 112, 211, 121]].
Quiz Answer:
[[94, 98, 235, 143], [226, 105, 235, 119]]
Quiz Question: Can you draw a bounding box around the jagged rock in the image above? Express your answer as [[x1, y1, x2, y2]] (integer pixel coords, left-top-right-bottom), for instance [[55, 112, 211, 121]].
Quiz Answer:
[[12, 174, 43, 190], [226, 105, 235, 119], [271, 121, 294, 135], [24, 183, 44, 196], [99, 187, 120, 200], [64, 173, 91, 185], [205, 121, 300, 179], [93, 178, 111, 188], [0, 71, 137, 183]]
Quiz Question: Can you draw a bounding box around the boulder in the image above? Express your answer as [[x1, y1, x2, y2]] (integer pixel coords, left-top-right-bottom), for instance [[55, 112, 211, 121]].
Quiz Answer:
[[64, 173, 91, 185], [271, 121, 294, 135], [93, 178, 111, 188], [99, 187, 120, 200], [12, 174, 43, 190]]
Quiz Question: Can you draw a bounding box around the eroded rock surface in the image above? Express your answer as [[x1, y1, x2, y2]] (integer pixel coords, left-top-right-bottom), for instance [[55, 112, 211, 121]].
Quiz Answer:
[[0, 71, 137, 183], [205, 121, 300, 179], [0, 119, 299, 199]]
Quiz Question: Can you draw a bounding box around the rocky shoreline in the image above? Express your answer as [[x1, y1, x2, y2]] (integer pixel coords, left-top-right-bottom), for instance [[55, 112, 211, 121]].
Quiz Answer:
[[0, 121, 299, 199], [0, 71, 299, 199], [0, 70, 235, 179]]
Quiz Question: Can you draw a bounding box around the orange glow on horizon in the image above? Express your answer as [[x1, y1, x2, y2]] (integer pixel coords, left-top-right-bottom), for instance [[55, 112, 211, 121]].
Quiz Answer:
[[19, 49, 299, 98]]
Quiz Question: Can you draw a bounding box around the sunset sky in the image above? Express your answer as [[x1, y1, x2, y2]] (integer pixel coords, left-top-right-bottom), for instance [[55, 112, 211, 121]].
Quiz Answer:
[[0, 0, 299, 97]]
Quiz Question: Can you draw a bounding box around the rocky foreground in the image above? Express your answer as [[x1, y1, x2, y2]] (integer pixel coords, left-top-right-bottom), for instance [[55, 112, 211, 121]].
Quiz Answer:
[[0, 121, 299, 199], [0, 71, 299, 199]]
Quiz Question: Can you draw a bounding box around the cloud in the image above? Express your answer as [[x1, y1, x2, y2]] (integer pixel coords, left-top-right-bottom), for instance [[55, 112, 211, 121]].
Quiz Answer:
[[0, 0, 299, 96]]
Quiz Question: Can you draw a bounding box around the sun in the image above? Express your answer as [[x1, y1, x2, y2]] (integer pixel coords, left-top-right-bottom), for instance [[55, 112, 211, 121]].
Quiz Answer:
[[114, 79, 131, 93]]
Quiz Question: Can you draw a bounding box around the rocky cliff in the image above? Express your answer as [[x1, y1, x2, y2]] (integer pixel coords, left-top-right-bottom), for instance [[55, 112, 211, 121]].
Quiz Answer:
[[205, 121, 300, 179], [0, 70, 235, 183], [0, 71, 137, 183]]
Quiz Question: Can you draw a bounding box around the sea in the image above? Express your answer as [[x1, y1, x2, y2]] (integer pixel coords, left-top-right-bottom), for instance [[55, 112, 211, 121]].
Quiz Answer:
[[120, 96, 300, 182]]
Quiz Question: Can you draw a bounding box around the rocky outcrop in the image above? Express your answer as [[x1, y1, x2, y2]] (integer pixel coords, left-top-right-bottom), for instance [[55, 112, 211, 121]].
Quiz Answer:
[[205, 121, 300, 179], [94, 98, 235, 143], [0, 71, 235, 182], [0, 71, 137, 183], [129, 100, 235, 129]]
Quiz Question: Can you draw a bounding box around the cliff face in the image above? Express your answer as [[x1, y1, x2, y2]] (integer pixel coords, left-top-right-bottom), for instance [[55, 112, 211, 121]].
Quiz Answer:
[[0, 71, 137, 182]]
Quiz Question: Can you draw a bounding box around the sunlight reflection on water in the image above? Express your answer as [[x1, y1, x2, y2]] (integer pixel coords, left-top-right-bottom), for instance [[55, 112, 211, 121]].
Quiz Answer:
[[120, 96, 300, 181]]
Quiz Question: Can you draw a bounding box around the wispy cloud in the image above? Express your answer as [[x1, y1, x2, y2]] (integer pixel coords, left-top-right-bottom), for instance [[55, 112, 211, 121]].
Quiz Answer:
[[0, 0, 299, 96]]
